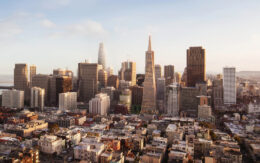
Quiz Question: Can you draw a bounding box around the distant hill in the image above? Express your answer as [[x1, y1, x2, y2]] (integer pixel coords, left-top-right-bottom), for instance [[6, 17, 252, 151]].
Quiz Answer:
[[0, 75, 13, 84], [237, 71, 260, 81]]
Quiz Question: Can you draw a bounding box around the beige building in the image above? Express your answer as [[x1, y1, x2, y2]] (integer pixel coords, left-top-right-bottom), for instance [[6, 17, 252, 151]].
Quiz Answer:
[[29, 65, 36, 87], [141, 36, 157, 114], [118, 61, 136, 86], [38, 135, 63, 155], [4, 120, 48, 137], [2, 90, 24, 108], [30, 87, 44, 110], [98, 69, 107, 90], [119, 89, 132, 112], [59, 92, 77, 110]]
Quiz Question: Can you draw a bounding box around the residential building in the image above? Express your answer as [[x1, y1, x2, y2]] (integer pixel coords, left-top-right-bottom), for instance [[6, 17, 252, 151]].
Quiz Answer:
[[30, 87, 44, 110], [223, 67, 236, 104], [59, 92, 77, 110], [2, 90, 24, 108], [89, 93, 110, 116]]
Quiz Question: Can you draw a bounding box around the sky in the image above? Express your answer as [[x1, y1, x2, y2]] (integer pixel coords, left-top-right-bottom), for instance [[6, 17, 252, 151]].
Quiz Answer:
[[0, 0, 260, 75]]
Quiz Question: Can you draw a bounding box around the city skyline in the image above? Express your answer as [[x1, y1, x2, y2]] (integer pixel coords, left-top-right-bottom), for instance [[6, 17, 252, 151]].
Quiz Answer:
[[1, 0, 260, 75]]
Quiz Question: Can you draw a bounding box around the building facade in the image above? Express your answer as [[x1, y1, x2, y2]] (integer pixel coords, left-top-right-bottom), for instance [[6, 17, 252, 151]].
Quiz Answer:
[[98, 42, 106, 69], [59, 92, 77, 110], [141, 36, 157, 114], [118, 61, 136, 86], [89, 93, 110, 116], [166, 83, 180, 116], [164, 65, 175, 86], [2, 90, 24, 108], [78, 63, 103, 103], [30, 87, 45, 110], [186, 47, 206, 87], [223, 67, 236, 105]]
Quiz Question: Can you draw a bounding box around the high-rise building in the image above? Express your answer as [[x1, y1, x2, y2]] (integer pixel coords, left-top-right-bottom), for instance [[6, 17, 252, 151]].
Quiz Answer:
[[212, 77, 223, 108], [107, 75, 119, 89], [197, 96, 213, 120], [119, 80, 131, 90], [89, 93, 110, 116], [156, 78, 165, 113], [141, 36, 157, 114], [98, 42, 106, 69], [31, 87, 45, 110], [14, 64, 29, 102], [29, 65, 36, 87], [119, 89, 132, 112], [59, 92, 77, 110], [31, 74, 51, 105], [101, 87, 115, 102], [106, 67, 114, 77], [164, 65, 175, 86], [175, 72, 182, 84], [118, 61, 136, 86], [166, 83, 180, 116], [186, 47, 206, 87], [181, 67, 187, 86], [180, 87, 200, 117], [155, 64, 162, 82], [98, 69, 107, 90], [78, 63, 103, 103], [2, 90, 24, 108], [130, 85, 143, 107], [223, 67, 236, 105], [55, 76, 72, 105]]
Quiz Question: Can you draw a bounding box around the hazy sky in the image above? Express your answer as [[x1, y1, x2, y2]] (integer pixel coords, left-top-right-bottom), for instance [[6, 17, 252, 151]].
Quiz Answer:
[[0, 0, 260, 75]]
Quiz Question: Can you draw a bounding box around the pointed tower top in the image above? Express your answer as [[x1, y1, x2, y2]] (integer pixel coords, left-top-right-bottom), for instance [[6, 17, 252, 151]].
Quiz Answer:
[[148, 35, 152, 51]]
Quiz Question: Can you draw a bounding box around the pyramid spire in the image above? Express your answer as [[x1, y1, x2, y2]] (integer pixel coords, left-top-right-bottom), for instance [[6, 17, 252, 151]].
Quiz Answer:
[[148, 35, 152, 51]]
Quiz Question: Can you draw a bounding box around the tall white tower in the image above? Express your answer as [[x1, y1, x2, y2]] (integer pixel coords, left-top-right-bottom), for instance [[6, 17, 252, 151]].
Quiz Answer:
[[223, 67, 236, 105], [98, 42, 106, 69]]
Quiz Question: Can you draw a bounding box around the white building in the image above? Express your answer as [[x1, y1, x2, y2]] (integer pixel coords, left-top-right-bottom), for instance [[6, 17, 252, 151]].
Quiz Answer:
[[2, 90, 24, 108], [59, 92, 77, 110], [223, 67, 236, 104], [89, 93, 110, 116], [30, 87, 45, 110], [38, 135, 63, 154], [166, 83, 180, 116], [74, 137, 105, 162]]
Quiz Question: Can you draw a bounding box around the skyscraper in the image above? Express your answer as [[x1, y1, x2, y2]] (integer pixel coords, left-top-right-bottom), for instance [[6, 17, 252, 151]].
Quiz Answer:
[[156, 77, 165, 113], [78, 62, 103, 103], [155, 64, 162, 81], [223, 67, 236, 105], [98, 42, 106, 69], [31, 87, 45, 111], [166, 83, 180, 116], [141, 36, 157, 114], [186, 47, 206, 87], [29, 65, 36, 87], [14, 64, 29, 102], [164, 65, 175, 86], [118, 61, 136, 86]]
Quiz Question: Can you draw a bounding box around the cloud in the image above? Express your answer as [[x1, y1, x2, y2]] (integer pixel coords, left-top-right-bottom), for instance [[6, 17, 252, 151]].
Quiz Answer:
[[48, 20, 107, 39], [0, 20, 22, 38], [42, 0, 71, 9], [40, 19, 56, 28], [67, 20, 106, 36]]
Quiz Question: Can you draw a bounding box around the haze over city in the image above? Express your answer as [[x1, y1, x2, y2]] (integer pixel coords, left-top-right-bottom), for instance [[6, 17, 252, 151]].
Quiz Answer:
[[1, 0, 260, 75]]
